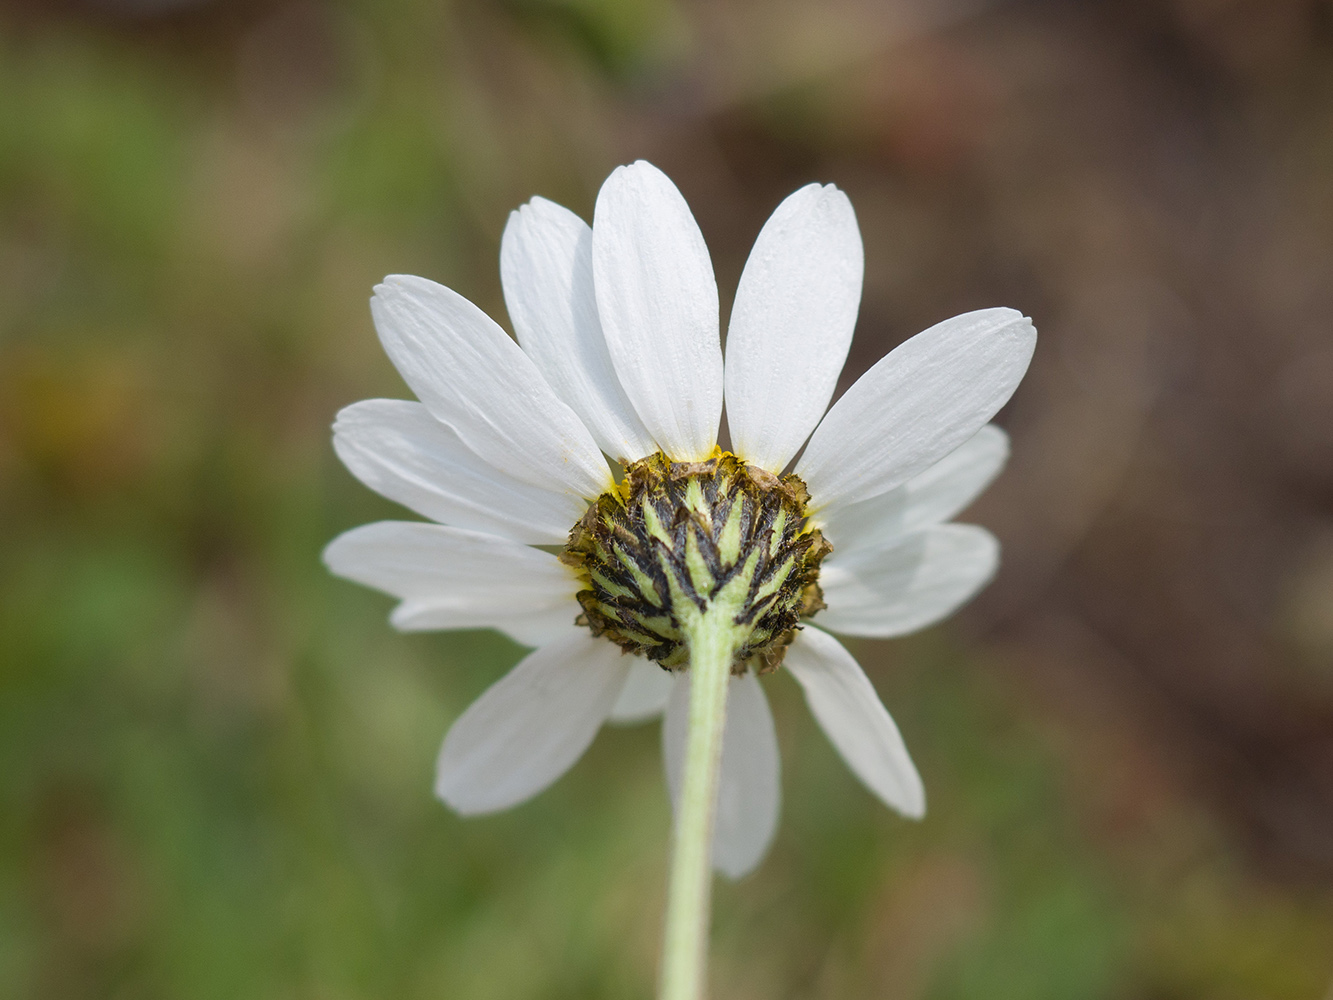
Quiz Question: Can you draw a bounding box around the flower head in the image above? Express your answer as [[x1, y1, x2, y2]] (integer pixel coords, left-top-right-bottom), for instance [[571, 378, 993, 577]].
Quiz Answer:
[[325, 160, 1035, 877]]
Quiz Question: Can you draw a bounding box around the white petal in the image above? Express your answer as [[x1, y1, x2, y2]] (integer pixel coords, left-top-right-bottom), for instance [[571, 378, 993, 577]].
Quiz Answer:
[[817, 524, 999, 638], [784, 626, 924, 818], [333, 399, 587, 544], [394, 603, 578, 649], [663, 671, 781, 879], [501, 198, 657, 462], [323, 521, 579, 646], [797, 308, 1035, 510], [435, 631, 630, 814], [817, 424, 1009, 553], [592, 161, 722, 461], [608, 658, 673, 724], [711, 674, 782, 878], [725, 184, 863, 472], [371, 274, 612, 499]]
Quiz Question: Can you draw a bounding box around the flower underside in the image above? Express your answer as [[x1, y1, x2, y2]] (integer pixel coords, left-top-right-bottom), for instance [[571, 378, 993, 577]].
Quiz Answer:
[[562, 451, 830, 673]]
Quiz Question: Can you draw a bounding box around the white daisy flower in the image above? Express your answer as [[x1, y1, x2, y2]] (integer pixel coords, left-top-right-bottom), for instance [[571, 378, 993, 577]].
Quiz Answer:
[[324, 160, 1035, 882]]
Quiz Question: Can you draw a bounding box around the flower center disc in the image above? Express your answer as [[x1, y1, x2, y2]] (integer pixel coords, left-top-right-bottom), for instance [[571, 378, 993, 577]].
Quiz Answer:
[[561, 451, 830, 673]]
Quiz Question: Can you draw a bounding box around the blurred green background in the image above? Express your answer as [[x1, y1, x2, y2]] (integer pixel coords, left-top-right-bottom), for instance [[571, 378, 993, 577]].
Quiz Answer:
[[3, 0, 1333, 996]]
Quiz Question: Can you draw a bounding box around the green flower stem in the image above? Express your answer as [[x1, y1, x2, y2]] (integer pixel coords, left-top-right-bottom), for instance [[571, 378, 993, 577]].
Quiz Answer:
[[658, 607, 743, 1000]]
